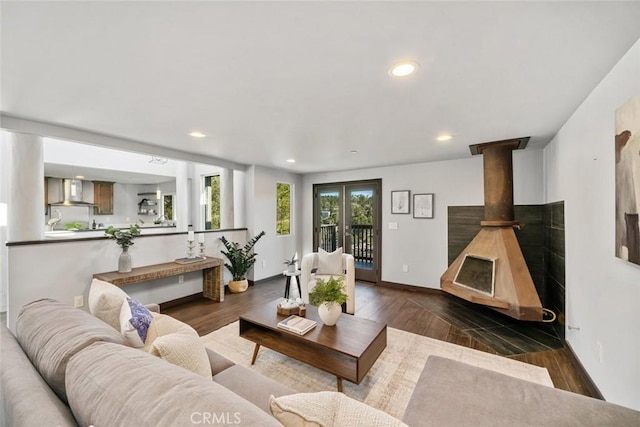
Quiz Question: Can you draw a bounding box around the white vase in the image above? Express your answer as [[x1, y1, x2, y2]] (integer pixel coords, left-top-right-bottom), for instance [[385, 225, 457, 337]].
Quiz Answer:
[[318, 302, 342, 326], [118, 247, 132, 273]]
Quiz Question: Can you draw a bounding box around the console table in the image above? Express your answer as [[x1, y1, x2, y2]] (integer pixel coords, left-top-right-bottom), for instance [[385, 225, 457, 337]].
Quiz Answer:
[[93, 257, 225, 302]]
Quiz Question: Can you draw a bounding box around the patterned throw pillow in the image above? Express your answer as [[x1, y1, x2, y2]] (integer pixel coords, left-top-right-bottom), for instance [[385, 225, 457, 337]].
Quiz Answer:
[[119, 298, 153, 348]]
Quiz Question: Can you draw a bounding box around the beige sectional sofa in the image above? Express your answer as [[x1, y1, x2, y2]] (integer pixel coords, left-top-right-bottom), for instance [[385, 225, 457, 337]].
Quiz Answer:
[[2, 298, 638, 426]]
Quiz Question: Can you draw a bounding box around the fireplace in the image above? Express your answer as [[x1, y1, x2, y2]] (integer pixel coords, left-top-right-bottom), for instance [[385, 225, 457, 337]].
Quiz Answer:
[[440, 137, 544, 321]]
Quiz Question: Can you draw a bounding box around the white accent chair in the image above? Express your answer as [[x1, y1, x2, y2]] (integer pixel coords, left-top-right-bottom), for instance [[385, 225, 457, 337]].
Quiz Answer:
[[300, 251, 355, 314]]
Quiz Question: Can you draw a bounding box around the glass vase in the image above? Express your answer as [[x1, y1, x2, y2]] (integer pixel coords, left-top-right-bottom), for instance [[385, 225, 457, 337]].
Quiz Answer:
[[118, 247, 132, 273]]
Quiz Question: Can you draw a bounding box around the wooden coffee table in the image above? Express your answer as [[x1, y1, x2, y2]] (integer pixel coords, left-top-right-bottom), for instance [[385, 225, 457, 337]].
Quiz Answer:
[[239, 301, 387, 392]]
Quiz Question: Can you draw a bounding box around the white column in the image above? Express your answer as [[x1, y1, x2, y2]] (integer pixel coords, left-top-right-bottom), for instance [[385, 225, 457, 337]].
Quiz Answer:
[[4, 132, 44, 241], [220, 168, 234, 229], [175, 161, 189, 232]]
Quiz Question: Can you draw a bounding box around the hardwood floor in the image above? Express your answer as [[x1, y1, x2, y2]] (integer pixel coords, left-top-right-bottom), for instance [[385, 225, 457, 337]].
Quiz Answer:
[[163, 277, 596, 399]]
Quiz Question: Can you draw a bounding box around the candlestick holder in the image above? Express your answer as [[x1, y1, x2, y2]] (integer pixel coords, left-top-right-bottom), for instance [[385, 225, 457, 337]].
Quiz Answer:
[[199, 242, 206, 258], [186, 240, 196, 258]]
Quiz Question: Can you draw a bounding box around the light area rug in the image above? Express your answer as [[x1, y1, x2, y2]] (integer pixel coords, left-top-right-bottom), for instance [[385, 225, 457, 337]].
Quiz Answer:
[[201, 321, 554, 419]]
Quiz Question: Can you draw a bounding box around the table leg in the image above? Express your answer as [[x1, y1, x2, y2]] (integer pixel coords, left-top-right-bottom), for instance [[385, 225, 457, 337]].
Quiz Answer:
[[251, 344, 261, 365], [284, 276, 291, 298], [296, 276, 301, 298], [336, 377, 343, 393]]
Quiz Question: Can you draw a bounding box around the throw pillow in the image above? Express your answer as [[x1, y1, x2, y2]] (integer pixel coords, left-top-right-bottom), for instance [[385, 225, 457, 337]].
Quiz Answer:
[[148, 332, 212, 377], [120, 298, 153, 348], [269, 392, 408, 427], [143, 313, 199, 351], [317, 247, 343, 275], [87, 278, 130, 330]]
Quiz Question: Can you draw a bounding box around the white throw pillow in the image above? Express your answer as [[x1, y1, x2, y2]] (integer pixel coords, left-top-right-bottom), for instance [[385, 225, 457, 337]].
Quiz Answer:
[[143, 313, 200, 351], [119, 298, 153, 348], [317, 247, 343, 275], [88, 278, 130, 330], [269, 392, 408, 427], [148, 332, 212, 377]]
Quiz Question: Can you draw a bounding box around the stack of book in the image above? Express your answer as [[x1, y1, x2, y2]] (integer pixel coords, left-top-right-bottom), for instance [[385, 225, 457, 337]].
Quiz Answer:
[[277, 315, 317, 335]]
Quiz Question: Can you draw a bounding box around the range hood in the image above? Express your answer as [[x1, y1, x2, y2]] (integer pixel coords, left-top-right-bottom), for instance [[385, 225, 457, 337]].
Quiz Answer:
[[49, 179, 96, 206], [440, 137, 544, 322]]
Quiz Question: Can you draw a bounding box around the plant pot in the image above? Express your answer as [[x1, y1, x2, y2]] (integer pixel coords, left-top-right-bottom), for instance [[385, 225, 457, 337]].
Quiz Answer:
[[318, 302, 342, 326], [287, 264, 296, 273], [118, 247, 132, 273], [228, 279, 248, 293]]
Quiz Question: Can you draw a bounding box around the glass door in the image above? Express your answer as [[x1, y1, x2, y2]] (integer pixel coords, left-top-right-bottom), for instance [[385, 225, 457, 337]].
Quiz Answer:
[[313, 180, 381, 283], [316, 186, 342, 254]]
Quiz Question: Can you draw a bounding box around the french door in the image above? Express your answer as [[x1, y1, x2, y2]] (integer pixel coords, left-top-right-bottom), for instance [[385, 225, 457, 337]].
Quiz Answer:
[[313, 179, 381, 283]]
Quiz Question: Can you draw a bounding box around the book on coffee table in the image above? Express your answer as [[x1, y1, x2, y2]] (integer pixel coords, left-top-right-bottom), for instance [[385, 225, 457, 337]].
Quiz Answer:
[[277, 315, 317, 335]]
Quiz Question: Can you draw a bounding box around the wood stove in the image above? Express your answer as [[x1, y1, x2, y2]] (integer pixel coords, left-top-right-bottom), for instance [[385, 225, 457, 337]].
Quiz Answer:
[[440, 137, 544, 321]]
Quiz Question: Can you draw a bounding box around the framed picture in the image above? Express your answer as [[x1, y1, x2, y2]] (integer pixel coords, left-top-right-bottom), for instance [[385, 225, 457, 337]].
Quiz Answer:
[[413, 193, 434, 218], [391, 190, 410, 214]]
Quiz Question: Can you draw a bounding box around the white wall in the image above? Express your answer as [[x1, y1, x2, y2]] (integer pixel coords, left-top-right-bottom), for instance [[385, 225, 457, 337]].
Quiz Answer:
[[303, 149, 544, 288], [6, 229, 247, 330], [247, 166, 304, 281], [543, 39, 640, 410]]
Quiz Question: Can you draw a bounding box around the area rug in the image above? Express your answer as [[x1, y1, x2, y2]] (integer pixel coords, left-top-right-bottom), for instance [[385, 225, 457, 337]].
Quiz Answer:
[[201, 321, 553, 419]]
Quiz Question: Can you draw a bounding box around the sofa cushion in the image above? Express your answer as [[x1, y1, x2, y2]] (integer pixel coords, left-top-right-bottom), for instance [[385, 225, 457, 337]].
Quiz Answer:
[[214, 364, 295, 414], [120, 297, 153, 347], [66, 342, 281, 427], [15, 298, 127, 404], [317, 247, 343, 275], [403, 355, 640, 427], [148, 332, 212, 377], [88, 278, 129, 330], [0, 326, 77, 427], [269, 391, 408, 427], [205, 348, 236, 376], [143, 312, 199, 351]]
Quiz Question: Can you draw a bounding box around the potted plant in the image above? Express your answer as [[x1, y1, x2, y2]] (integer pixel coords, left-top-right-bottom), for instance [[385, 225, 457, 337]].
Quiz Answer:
[[308, 276, 348, 326], [283, 253, 298, 273], [219, 231, 266, 293], [105, 222, 142, 273]]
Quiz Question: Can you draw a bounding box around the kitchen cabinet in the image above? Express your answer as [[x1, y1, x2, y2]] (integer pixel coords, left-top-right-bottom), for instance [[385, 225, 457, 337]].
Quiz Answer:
[[93, 181, 114, 215]]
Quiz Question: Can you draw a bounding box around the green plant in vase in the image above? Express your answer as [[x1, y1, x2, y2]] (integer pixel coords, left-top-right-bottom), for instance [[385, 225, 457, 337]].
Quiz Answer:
[[105, 222, 142, 273], [219, 231, 266, 292], [309, 276, 348, 326]]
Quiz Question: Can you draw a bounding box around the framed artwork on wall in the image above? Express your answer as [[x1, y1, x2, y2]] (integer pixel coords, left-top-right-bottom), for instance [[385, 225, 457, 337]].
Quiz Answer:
[[413, 193, 434, 218], [391, 190, 410, 214], [615, 96, 640, 266]]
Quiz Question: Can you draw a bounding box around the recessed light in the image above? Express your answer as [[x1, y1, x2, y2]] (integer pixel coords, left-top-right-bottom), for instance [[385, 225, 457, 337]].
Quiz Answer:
[[189, 131, 206, 138], [350, 150, 358, 154], [436, 134, 453, 142], [286, 159, 296, 163], [75, 175, 85, 179], [389, 61, 419, 77]]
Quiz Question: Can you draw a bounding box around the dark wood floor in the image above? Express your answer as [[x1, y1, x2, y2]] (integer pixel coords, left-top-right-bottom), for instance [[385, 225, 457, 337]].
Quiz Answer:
[[164, 277, 595, 398]]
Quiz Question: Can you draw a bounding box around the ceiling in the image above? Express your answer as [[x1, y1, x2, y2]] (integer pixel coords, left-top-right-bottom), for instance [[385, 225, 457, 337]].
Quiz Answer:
[[2, 1, 640, 174], [44, 163, 174, 185]]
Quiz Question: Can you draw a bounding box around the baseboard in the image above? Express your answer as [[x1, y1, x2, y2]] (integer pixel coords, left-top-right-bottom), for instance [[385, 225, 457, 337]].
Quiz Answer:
[[565, 341, 605, 400], [378, 281, 444, 295], [159, 293, 205, 310], [249, 273, 283, 286]]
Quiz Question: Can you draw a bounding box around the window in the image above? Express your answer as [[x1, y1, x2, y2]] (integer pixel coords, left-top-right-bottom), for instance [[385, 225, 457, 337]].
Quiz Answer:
[[204, 175, 220, 230], [276, 182, 292, 235], [162, 194, 175, 220]]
